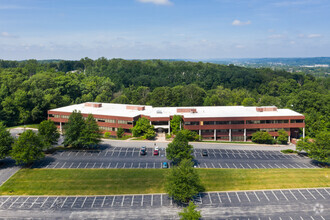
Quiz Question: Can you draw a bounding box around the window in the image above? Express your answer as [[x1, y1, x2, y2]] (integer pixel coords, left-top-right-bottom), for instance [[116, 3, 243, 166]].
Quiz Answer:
[[202, 129, 213, 134], [95, 118, 116, 123], [216, 129, 228, 133], [260, 128, 289, 132], [215, 121, 229, 125], [118, 120, 128, 124], [291, 119, 304, 123], [231, 121, 244, 124], [184, 121, 199, 126], [232, 129, 244, 133], [61, 115, 69, 119], [204, 121, 215, 125], [232, 136, 244, 141]]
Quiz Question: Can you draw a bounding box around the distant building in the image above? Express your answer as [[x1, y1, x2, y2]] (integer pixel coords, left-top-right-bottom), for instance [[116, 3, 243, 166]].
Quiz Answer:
[[48, 102, 305, 142]]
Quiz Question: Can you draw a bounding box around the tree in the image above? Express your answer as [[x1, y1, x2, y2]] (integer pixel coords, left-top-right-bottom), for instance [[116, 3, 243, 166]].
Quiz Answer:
[[277, 129, 288, 144], [11, 130, 44, 164], [117, 127, 124, 138], [63, 110, 86, 147], [166, 131, 194, 165], [131, 117, 156, 140], [171, 115, 183, 134], [296, 131, 330, 164], [242, 97, 257, 106], [178, 201, 202, 220], [78, 114, 102, 149], [251, 131, 275, 144], [166, 159, 204, 204], [0, 122, 14, 159], [38, 119, 60, 149]]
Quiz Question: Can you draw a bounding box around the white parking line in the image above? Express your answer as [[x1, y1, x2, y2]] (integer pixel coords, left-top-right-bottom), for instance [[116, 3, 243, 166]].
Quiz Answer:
[[92, 163, 96, 168], [81, 197, 87, 208], [68, 151, 72, 156], [19, 197, 30, 208], [246, 164, 252, 169], [274, 164, 281, 168], [0, 197, 10, 208], [306, 189, 316, 199], [289, 217, 293, 220], [131, 195, 134, 206], [121, 196, 125, 206], [295, 163, 303, 168], [83, 151, 86, 156], [261, 164, 267, 169], [115, 162, 118, 168], [50, 197, 59, 208], [60, 162, 66, 168], [29, 197, 39, 208], [217, 193, 222, 203], [111, 151, 115, 157], [170, 197, 173, 206], [97, 151, 101, 157], [61, 197, 68, 208], [41, 197, 49, 208], [138, 163, 141, 168], [279, 190, 289, 201], [208, 193, 212, 204], [320, 216, 325, 220], [111, 196, 116, 207], [298, 189, 307, 200], [300, 216, 304, 220], [130, 163, 133, 168], [101, 196, 106, 208], [132, 148, 135, 157], [8, 197, 20, 209], [123, 163, 126, 168], [310, 216, 315, 220], [211, 163, 215, 168], [235, 192, 241, 202], [160, 194, 163, 206], [53, 162, 59, 168], [262, 191, 270, 201], [281, 164, 288, 168], [271, 191, 279, 200], [100, 162, 104, 168], [251, 154, 256, 159], [84, 163, 88, 168], [69, 162, 74, 168], [254, 164, 260, 169], [268, 164, 274, 168], [218, 163, 223, 168], [269, 155, 276, 159], [91, 196, 97, 208], [60, 151, 64, 156], [145, 163, 148, 168], [141, 195, 144, 206], [226, 192, 231, 203], [107, 162, 111, 168], [204, 163, 208, 168], [70, 197, 78, 208], [244, 192, 251, 202], [151, 195, 153, 206], [225, 163, 230, 168], [239, 163, 244, 168], [233, 163, 237, 169], [117, 148, 121, 157], [245, 154, 250, 159], [75, 151, 79, 156], [289, 190, 298, 200], [153, 162, 156, 169], [125, 149, 128, 157], [288, 164, 296, 168], [323, 188, 330, 196]]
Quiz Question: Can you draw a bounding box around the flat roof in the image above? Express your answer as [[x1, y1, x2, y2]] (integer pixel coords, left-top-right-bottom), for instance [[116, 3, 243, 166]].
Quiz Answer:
[[49, 102, 304, 119]]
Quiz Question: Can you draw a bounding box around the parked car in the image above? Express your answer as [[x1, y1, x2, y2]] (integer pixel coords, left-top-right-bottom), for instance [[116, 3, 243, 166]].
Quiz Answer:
[[202, 150, 208, 156], [154, 149, 159, 156], [140, 149, 146, 155], [162, 162, 168, 168], [141, 146, 146, 151]]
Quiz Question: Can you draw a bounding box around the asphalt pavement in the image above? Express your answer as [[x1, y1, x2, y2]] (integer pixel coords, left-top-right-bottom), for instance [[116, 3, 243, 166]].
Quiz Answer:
[[0, 188, 329, 219]]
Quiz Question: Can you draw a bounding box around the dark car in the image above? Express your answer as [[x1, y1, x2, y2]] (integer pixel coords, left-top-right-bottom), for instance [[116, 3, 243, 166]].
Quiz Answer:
[[202, 150, 208, 156], [162, 162, 168, 168], [140, 149, 146, 155]]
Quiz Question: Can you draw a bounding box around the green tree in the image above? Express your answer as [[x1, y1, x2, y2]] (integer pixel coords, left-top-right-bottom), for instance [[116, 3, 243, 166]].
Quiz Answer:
[[277, 129, 288, 144], [296, 131, 330, 164], [179, 201, 202, 220], [38, 119, 60, 149], [171, 115, 183, 134], [117, 127, 125, 138], [63, 110, 86, 147], [242, 97, 257, 106], [180, 129, 199, 141], [78, 114, 102, 149], [251, 131, 275, 144], [0, 122, 14, 159], [11, 130, 44, 164], [166, 131, 194, 165], [131, 117, 156, 140], [166, 159, 204, 204]]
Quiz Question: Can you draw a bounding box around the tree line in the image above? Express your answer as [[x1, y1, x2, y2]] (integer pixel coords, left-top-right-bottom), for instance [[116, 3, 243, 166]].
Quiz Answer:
[[0, 58, 329, 138]]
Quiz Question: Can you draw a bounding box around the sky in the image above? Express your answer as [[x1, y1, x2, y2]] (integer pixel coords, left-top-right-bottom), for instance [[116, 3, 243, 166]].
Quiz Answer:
[[0, 0, 330, 60]]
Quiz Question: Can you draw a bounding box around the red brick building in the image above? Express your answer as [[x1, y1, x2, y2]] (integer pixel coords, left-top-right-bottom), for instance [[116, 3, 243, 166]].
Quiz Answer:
[[48, 102, 305, 142]]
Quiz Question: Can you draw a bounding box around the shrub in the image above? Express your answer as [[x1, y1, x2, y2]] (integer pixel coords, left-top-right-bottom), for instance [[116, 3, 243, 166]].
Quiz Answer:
[[104, 132, 111, 138], [251, 131, 275, 144], [117, 127, 124, 138], [281, 149, 296, 154]]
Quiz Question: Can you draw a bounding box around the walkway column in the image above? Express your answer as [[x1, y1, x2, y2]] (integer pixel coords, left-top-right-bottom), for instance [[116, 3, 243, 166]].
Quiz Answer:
[[244, 128, 246, 142], [199, 129, 201, 140], [288, 135, 290, 143], [168, 121, 171, 134], [60, 122, 62, 133], [214, 129, 216, 141], [229, 129, 232, 142], [303, 127, 305, 139]]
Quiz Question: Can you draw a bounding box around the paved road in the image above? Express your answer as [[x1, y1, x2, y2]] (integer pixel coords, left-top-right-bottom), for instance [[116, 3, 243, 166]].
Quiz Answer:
[[0, 159, 20, 186], [0, 188, 329, 219], [31, 145, 318, 169]]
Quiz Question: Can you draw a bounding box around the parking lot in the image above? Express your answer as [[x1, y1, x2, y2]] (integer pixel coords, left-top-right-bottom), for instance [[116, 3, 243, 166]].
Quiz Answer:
[[31, 146, 319, 169], [0, 188, 329, 219]]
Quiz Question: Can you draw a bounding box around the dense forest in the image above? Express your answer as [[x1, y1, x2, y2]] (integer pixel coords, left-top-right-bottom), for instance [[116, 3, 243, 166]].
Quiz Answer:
[[0, 58, 329, 137]]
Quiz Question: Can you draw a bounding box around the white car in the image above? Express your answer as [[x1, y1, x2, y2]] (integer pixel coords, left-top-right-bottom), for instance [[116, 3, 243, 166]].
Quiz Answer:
[[154, 146, 159, 151]]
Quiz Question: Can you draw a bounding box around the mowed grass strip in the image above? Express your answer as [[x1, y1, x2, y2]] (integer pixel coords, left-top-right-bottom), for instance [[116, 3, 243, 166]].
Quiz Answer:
[[0, 168, 329, 195]]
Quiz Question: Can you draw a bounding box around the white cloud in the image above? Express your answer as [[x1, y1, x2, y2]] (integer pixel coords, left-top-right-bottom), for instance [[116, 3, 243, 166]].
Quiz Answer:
[[0, 32, 18, 38], [235, 45, 245, 49], [232, 19, 251, 26], [307, 34, 322, 38], [268, 34, 284, 39], [137, 0, 172, 5]]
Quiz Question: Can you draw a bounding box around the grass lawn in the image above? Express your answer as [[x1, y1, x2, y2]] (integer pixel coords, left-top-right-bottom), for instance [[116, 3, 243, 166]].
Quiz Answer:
[[0, 169, 329, 195]]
